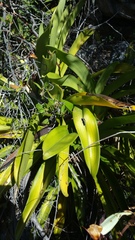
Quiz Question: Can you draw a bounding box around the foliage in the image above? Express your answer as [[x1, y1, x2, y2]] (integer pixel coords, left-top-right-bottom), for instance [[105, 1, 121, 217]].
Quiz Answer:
[[1, 1, 135, 240]]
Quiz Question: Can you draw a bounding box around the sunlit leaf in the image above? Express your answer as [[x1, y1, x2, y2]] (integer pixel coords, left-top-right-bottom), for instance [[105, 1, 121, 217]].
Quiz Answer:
[[48, 83, 63, 101], [100, 211, 133, 235], [0, 164, 14, 196], [44, 46, 93, 91], [15, 159, 56, 240], [85, 224, 102, 240], [38, 23, 44, 37], [0, 116, 12, 125], [0, 125, 11, 131], [56, 0, 85, 50], [67, 92, 135, 110], [0, 130, 23, 139], [15, 162, 46, 240], [14, 130, 34, 185], [50, 0, 66, 46], [42, 126, 77, 160], [47, 72, 86, 92], [62, 100, 73, 112], [37, 187, 58, 227], [0, 145, 14, 159], [58, 120, 69, 197]]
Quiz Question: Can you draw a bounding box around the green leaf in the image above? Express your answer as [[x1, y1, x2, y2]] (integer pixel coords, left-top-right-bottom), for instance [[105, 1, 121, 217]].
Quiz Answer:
[[99, 128, 135, 141], [69, 27, 94, 56], [53, 4, 69, 49], [40, 51, 57, 76], [53, 192, 67, 235], [60, 26, 94, 75], [0, 165, 14, 196], [62, 100, 73, 112], [38, 23, 44, 37], [56, 0, 86, 50], [73, 106, 100, 179], [14, 130, 34, 186], [37, 187, 58, 227], [97, 170, 118, 215], [100, 114, 135, 130], [15, 158, 56, 240], [114, 62, 135, 73], [15, 162, 45, 240], [42, 126, 77, 160], [45, 46, 93, 91], [0, 125, 11, 131], [101, 211, 132, 235], [100, 161, 128, 211], [0, 130, 23, 139], [95, 62, 119, 94], [102, 145, 135, 176], [67, 92, 134, 110], [0, 116, 12, 125], [36, 25, 51, 62], [112, 84, 135, 99], [50, 0, 66, 46], [47, 72, 86, 92], [0, 74, 8, 84], [103, 69, 135, 96], [48, 83, 63, 101], [0, 145, 14, 159]]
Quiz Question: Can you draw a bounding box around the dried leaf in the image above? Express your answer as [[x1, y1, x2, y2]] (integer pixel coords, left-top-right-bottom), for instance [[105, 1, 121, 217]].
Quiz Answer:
[[85, 224, 102, 240]]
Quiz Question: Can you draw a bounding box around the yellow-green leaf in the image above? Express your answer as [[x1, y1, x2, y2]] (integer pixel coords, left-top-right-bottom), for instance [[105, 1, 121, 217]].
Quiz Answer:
[[68, 92, 135, 110], [14, 130, 34, 185], [0, 125, 11, 131], [42, 126, 77, 160]]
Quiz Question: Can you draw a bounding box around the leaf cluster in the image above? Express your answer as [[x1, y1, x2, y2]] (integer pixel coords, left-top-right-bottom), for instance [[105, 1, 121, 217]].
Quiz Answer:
[[1, 1, 135, 240]]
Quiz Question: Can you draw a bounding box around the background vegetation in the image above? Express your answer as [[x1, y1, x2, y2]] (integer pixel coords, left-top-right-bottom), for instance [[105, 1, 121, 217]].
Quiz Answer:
[[1, 0, 135, 239]]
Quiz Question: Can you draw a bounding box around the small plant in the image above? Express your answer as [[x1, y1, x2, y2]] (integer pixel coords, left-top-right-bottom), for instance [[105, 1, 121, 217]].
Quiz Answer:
[[1, 1, 135, 239]]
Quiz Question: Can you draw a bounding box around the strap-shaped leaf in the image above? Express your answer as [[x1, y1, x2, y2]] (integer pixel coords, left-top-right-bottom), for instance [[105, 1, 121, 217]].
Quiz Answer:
[[56, 0, 86, 50], [37, 187, 58, 227], [100, 114, 135, 130], [47, 72, 86, 92], [45, 46, 93, 91], [101, 211, 132, 235], [58, 146, 69, 197], [48, 83, 63, 101], [42, 126, 77, 160], [0, 164, 13, 197], [15, 162, 45, 240], [15, 159, 56, 240], [14, 130, 34, 185], [50, 0, 66, 46], [53, 192, 67, 235], [67, 92, 135, 110], [60, 26, 94, 75], [0, 130, 23, 139], [95, 62, 119, 94], [0, 145, 13, 159], [103, 68, 135, 96], [0, 125, 11, 131]]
